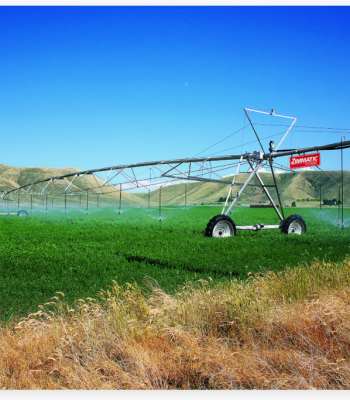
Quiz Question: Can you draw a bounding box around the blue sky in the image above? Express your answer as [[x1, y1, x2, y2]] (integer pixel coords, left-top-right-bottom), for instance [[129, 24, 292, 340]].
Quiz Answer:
[[1, 6, 349, 173]]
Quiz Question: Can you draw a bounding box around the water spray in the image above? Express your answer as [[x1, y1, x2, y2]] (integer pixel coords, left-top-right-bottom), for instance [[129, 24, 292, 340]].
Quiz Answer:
[[86, 189, 89, 215], [158, 186, 162, 222], [338, 186, 341, 225], [119, 183, 122, 214]]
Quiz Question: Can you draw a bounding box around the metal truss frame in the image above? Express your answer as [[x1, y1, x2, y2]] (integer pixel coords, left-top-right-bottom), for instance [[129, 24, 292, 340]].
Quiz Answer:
[[1, 108, 349, 228]]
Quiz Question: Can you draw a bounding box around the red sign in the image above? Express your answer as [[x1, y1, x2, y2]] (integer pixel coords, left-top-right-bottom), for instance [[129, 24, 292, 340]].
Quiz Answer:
[[290, 153, 321, 169]]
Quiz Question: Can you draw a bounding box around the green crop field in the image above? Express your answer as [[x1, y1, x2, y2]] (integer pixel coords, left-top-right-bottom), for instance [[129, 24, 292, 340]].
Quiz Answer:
[[0, 205, 349, 323]]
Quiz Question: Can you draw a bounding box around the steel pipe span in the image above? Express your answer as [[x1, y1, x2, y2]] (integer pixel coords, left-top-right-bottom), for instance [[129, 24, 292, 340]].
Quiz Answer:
[[1, 138, 349, 198]]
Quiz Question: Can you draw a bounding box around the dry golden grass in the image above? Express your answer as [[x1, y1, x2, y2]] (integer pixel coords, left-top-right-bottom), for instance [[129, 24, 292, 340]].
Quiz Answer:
[[2, 257, 350, 389]]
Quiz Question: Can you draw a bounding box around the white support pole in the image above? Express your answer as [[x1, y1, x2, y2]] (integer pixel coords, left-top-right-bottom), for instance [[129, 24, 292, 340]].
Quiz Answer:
[[225, 160, 262, 215], [236, 225, 280, 230], [275, 118, 297, 151], [222, 155, 243, 215]]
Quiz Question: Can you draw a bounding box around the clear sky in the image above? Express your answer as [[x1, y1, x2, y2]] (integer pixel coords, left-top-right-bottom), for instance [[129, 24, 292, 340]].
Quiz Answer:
[[1, 5, 349, 173]]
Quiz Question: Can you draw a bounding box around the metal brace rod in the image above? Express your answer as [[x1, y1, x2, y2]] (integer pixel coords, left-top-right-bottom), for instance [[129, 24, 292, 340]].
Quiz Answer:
[[25, 181, 46, 193], [222, 155, 243, 214], [104, 168, 113, 183], [244, 108, 265, 153], [131, 165, 157, 179], [82, 174, 103, 193], [163, 174, 233, 185], [163, 161, 240, 179], [192, 160, 223, 180], [63, 174, 79, 193], [162, 162, 185, 177], [61, 172, 88, 192], [117, 164, 241, 187], [236, 225, 280, 230], [56, 179, 71, 193], [249, 161, 284, 221], [166, 163, 192, 177], [268, 159, 285, 220], [25, 184, 34, 195], [120, 170, 140, 189], [118, 169, 176, 193], [91, 173, 104, 193], [123, 170, 156, 192], [225, 160, 263, 215], [131, 168, 139, 188], [101, 167, 127, 186], [40, 178, 53, 195], [315, 165, 341, 187], [275, 118, 297, 151], [113, 178, 174, 191]]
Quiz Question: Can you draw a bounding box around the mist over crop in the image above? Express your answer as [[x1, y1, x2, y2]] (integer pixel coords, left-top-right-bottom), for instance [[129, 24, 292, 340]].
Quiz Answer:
[[0, 205, 349, 323]]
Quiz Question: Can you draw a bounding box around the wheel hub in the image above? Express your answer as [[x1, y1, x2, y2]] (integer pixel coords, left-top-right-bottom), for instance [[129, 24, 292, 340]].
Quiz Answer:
[[213, 220, 234, 238], [288, 221, 303, 235]]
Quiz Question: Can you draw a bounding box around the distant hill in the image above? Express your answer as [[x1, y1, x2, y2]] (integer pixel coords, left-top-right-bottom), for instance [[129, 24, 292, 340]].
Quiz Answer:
[[0, 164, 348, 207]]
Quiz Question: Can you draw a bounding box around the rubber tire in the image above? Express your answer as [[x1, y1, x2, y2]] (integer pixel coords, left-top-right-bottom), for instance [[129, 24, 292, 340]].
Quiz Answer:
[[205, 214, 236, 238], [17, 210, 28, 217], [280, 214, 306, 235]]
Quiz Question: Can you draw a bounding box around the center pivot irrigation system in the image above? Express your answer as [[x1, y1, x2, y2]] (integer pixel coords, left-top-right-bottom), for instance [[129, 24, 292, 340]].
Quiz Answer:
[[1, 108, 349, 237]]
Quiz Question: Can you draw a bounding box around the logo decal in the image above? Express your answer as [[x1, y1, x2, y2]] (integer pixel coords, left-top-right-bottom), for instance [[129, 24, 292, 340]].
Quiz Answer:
[[290, 153, 321, 169]]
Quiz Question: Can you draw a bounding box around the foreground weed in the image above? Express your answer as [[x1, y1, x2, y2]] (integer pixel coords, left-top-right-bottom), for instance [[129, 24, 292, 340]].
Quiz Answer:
[[1, 257, 350, 389]]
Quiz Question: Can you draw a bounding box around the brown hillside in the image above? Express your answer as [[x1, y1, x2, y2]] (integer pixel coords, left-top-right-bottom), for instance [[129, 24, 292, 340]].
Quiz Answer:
[[0, 164, 146, 207]]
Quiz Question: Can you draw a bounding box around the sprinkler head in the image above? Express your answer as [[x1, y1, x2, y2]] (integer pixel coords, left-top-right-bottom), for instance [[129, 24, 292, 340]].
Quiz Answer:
[[158, 217, 162, 222], [341, 222, 345, 229], [86, 211, 89, 215], [118, 210, 122, 214]]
